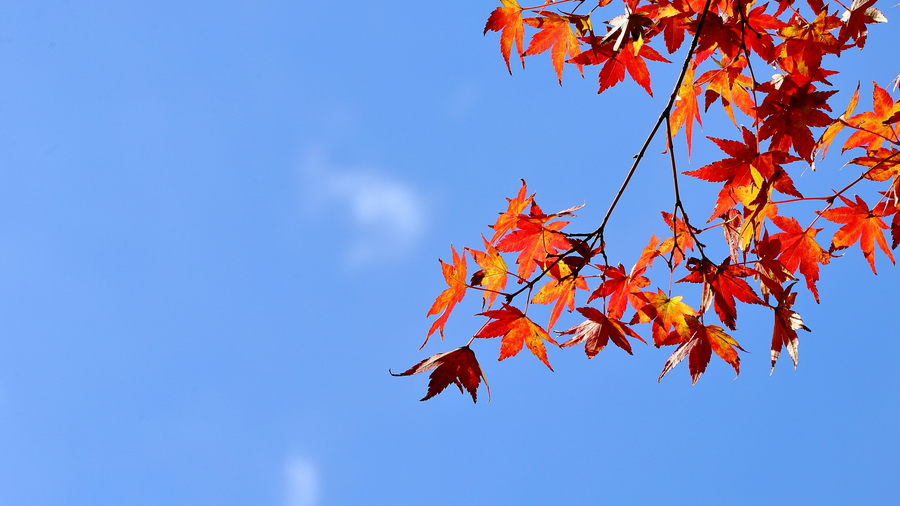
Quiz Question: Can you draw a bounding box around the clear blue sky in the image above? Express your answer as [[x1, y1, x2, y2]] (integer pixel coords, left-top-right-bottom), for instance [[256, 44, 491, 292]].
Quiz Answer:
[[1, 2, 898, 505]]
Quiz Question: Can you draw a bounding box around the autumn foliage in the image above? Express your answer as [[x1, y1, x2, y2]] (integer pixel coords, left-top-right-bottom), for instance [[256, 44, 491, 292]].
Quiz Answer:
[[394, 0, 895, 401]]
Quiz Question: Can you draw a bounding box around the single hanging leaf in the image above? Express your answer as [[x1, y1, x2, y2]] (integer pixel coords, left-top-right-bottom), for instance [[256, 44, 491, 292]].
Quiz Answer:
[[424, 246, 468, 347], [558, 306, 646, 357], [819, 195, 896, 273], [484, 0, 526, 74], [476, 304, 558, 370], [391, 346, 489, 402], [658, 316, 746, 385], [770, 284, 810, 374], [838, 0, 888, 49]]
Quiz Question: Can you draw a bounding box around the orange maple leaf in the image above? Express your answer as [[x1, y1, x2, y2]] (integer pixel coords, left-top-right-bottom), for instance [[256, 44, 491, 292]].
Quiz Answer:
[[842, 83, 900, 154], [631, 289, 697, 346], [669, 62, 703, 156], [819, 195, 896, 273], [484, 0, 526, 74], [559, 306, 646, 357], [769, 215, 831, 302], [467, 237, 509, 310], [776, 9, 842, 77], [476, 304, 558, 370], [523, 12, 583, 84], [391, 346, 489, 403], [696, 55, 756, 125], [424, 246, 467, 347], [531, 260, 589, 331], [657, 316, 746, 385], [489, 179, 533, 244]]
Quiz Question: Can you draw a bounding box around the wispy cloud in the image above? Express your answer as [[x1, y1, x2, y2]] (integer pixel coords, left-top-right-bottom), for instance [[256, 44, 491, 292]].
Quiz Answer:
[[302, 154, 427, 266], [284, 456, 320, 506]]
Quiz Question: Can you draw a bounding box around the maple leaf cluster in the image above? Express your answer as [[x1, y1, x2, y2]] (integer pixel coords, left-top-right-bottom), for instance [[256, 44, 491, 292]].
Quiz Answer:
[[395, 0, 897, 402]]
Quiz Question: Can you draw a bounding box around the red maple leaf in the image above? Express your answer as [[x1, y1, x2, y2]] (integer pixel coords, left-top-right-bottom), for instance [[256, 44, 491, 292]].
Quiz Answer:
[[769, 215, 831, 302], [755, 74, 837, 161], [685, 126, 802, 202], [476, 304, 558, 370], [838, 0, 888, 49], [657, 316, 746, 385], [570, 36, 670, 95], [819, 195, 896, 273], [424, 246, 467, 347], [752, 231, 797, 301], [677, 257, 764, 330], [770, 284, 810, 374], [484, 0, 526, 74], [587, 263, 650, 319], [558, 307, 646, 357], [654, 0, 700, 54], [391, 346, 489, 402], [691, 3, 783, 63], [852, 147, 900, 183]]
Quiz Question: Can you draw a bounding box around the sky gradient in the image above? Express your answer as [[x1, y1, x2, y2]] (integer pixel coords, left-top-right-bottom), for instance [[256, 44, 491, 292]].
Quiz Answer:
[[1, 2, 898, 505]]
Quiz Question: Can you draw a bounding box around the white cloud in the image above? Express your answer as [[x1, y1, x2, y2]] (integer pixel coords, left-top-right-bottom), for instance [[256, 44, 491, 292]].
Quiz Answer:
[[284, 456, 320, 506], [302, 154, 426, 266]]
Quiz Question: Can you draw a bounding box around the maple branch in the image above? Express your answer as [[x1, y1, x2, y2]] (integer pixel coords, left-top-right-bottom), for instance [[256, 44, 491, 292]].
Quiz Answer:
[[522, 0, 573, 11], [591, 0, 716, 241], [666, 101, 707, 262]]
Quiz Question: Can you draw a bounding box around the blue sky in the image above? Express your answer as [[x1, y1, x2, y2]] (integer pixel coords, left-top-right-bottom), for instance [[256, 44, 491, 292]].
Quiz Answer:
[[1, 2, 898, 505]]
